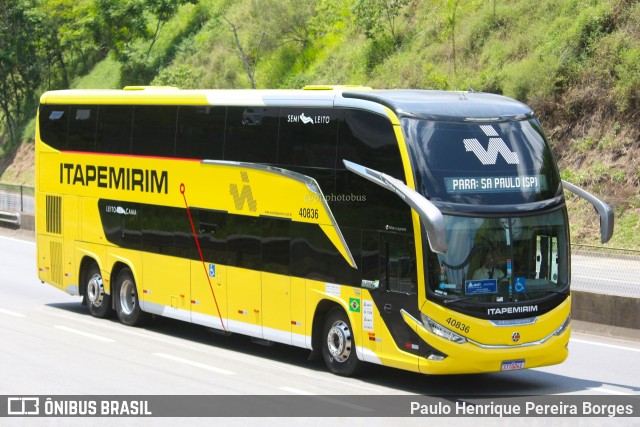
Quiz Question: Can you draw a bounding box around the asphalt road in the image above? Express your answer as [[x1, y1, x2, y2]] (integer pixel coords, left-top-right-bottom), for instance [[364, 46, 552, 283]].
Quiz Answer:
[[1, 234, 639, 427]]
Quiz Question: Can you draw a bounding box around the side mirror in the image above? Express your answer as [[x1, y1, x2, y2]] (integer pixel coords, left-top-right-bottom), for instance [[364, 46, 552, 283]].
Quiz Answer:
[[343, 159, 448, 254], [562, 180, 614, 243]]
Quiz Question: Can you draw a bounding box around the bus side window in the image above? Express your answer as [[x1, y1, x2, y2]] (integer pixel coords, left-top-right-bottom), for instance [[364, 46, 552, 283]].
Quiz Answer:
[[334, 109, 413, 232], [176, 106, 225, 160], [226, 215, 261, 270], [132, 106, 178, 157], [39, 105, 69, 149], [337, 109, 405, 178], [141, 204, 175, 256], [195, 209, 227, 264], [97, 105, 133, 154], [261, 217, 291, 275], [380, 232, 416, 294], [225, 107, 279, 164], [290, 222, 360, 286], [277, 108, 338, 168], [98, 200, 141, 250], [68, 106, 97, 152]]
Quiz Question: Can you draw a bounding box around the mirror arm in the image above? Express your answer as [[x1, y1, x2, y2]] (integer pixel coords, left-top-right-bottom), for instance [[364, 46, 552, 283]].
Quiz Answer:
[[562, 180, 614, 243], [343, 159, 448, 254]]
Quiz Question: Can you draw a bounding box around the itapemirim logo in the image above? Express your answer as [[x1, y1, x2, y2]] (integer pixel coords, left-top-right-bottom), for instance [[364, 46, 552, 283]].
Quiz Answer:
[[229, 171, 257, 212], [463, 125, 520, 165]]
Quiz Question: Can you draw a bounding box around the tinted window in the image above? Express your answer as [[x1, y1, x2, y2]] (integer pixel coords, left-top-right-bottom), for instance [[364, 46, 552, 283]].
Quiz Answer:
[[174, 208, 194, 259], [262, 217, 290, 275], [195, 209, 227, 263], [334, 169, 413, 232], [225, 107, 279, 164], [278, 108, 338, 168], [226, 215, 261, 269], [141, 204, 175, 255], [176, 106, 226, 159], [337, 110, 404, 179], [98, 200, 141, 249], [68, 106, 97, 151], [290, 222, 360, 286], [97, 106, 133, 154], [39, 105, 68, 149], [132, 106, 178, 157]]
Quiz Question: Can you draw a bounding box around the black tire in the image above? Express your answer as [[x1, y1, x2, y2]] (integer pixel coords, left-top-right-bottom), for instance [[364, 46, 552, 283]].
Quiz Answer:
[[321, 307, 361, 376], [84, 263, 112, 318], [114, 268, 148, 326]]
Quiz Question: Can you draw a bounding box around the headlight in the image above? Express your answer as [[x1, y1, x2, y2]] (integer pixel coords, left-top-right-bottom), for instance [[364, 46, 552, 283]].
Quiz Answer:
[[420, 313, 467, 344]]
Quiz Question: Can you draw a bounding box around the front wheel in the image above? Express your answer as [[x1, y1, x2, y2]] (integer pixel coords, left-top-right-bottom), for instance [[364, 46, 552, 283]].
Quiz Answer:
[[114, 268, 148, 326], [84, 263, 112, 318], [321, 307, 361, 376]]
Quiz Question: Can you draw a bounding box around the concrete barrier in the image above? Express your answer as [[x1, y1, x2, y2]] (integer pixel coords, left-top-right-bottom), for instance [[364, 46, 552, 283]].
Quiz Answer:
[[572, 291, 640, 341], [20, 213, 35, 231]]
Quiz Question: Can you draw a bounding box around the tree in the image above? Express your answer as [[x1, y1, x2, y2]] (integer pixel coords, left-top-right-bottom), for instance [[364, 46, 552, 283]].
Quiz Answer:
[[222, 16, 264, 89], [144, 0, 198, 58], [0, 0, 46, 143], [446, 0, 460, 74], [352, 0, 410, 41]]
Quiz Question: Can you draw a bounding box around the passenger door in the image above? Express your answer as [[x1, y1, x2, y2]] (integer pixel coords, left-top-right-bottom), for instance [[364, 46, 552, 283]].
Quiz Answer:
[[378, 231, 421, 359]]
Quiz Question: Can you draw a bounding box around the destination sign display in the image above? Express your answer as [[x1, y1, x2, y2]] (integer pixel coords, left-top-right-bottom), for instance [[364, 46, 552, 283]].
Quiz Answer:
[[444, 175, 548, 194]]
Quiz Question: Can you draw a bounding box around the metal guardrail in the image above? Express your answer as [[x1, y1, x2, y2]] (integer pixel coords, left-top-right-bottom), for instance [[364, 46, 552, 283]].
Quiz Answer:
[[571, 244, 640, 298], [0, 183, 35, 214]]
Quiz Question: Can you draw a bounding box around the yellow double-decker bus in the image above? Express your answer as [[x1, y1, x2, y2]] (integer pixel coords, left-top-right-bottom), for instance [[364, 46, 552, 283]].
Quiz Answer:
[[35, 86, 613, 376]]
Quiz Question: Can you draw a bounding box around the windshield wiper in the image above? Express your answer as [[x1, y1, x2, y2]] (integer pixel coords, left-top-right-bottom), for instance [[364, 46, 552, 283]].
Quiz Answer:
[[443, 295, 476, 305], [541, 289, 570, 296]]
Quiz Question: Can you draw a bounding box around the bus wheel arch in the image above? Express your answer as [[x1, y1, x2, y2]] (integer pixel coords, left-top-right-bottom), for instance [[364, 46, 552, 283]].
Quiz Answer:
[[313, 301, 361, 376], [80, 257, 112, 318], [111, 263, 148, 327]]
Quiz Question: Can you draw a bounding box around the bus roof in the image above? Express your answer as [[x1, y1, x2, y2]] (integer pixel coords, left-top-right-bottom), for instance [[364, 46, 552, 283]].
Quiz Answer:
[[40, 86, 534, 122]]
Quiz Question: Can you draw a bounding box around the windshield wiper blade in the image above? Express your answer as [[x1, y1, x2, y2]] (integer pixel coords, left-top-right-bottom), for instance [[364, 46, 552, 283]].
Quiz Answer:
[[541, 289, 570, 296], [443, 296, 476, 305]]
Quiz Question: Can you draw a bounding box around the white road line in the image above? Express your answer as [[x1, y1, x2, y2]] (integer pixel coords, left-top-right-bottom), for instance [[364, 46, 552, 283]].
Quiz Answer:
[[153, 353, 235, 375], [0, 308, 26, 317], [54, 325, 115, 342], [40, 308, 388, 393], [588, 387, 632, 395], [571, 338, 640, 353], [279, 387, 315, 395], [0, 235, 35, 245]]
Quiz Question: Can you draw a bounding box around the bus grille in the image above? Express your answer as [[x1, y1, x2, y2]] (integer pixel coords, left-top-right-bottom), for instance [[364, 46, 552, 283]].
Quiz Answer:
[[50, 241, 63, 286], [46, 195, 62, 234]]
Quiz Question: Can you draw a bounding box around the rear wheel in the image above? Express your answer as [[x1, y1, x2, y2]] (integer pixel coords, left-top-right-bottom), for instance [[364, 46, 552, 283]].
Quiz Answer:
[[84, 263, 111, 318], [321, 307, 361, 376], [114, 268, 148, 326]]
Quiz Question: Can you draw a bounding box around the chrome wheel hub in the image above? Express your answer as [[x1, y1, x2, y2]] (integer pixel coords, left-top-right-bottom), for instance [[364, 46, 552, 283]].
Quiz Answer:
[[327, 320, 352, 363], [87, 274, 103, 305], [119, 278, 136, 316]]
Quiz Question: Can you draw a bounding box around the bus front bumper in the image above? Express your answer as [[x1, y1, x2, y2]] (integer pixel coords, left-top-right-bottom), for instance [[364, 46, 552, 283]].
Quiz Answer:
[[401, 309, 571, 375]]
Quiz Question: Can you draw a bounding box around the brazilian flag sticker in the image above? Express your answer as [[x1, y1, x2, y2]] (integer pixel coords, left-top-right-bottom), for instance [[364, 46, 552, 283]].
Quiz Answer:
[[349, 298, 360, 313]]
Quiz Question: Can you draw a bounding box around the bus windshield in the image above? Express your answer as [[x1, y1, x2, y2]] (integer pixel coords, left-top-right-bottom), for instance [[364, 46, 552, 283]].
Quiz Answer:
[[427, 209, 569, 304], [403, 118, 561, 205]]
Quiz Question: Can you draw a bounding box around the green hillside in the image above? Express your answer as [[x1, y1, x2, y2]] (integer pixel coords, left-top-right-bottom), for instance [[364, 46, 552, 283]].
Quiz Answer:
[[0, 0, 638, 248]]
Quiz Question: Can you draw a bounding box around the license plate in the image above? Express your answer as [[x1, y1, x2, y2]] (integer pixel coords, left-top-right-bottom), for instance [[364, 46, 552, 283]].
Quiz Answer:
[[501, 359, 525, 371]]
